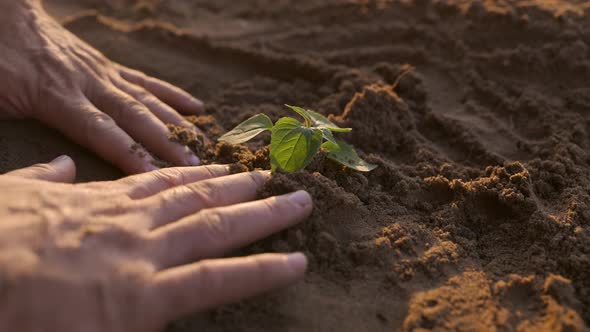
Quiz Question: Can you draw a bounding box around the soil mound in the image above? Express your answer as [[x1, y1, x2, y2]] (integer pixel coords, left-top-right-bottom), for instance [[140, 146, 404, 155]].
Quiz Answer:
[[2, 1, 590, 331]]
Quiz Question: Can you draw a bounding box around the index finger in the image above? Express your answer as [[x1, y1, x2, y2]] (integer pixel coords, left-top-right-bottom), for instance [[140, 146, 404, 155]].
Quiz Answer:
[[119, 67, 204, 114], [141, 171, 271, 228], [118, 165, 230, 199], [39, 96, 157, 174], [147, 253, 307, 323], [80, 165, 230, 199]]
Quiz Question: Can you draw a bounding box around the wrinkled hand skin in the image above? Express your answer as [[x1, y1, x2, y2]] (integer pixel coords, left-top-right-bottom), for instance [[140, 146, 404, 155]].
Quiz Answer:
[[0, 0, 206, 174], [0, 156, 312, 332]]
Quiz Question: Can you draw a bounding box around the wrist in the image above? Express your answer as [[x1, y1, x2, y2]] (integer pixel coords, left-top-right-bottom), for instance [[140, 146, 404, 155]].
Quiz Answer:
[[0, 0, 52, 47], [0, 0, 41, 10]]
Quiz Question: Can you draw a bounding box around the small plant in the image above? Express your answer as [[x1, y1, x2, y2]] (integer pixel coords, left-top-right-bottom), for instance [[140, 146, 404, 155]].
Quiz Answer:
[[219, 105, 377, 172]]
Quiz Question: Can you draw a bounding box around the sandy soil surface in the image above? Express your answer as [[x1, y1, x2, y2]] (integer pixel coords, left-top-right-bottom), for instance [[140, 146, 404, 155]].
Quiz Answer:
[[2, 0, 590, 331]]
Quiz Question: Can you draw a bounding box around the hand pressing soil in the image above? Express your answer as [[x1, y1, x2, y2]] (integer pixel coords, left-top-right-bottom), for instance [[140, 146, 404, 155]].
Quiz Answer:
[[0, 156, 311, 332], [0, 0, 205, 174]]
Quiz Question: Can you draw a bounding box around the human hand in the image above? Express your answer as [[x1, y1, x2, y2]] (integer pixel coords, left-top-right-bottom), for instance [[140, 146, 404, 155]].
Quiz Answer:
[[0, 0, 205, 174], [0, 156, 312, 332]]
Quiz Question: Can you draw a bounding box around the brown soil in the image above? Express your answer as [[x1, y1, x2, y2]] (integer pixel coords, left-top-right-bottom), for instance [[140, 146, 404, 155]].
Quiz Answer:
[[2, 1, 590, 331]]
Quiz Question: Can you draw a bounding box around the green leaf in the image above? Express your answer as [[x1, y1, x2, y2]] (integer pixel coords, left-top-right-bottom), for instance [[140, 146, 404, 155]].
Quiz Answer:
[[322, 140, 378, 172], [218, 114, 273, 144], [270, 117, 323, 172], [285, 105, 313, 127], [307, 110, 352, 133], [321, 128, 338, 145]]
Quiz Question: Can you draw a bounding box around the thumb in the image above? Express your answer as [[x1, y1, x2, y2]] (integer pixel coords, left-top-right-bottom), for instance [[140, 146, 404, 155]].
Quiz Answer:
[[5, 155, 77, 183]]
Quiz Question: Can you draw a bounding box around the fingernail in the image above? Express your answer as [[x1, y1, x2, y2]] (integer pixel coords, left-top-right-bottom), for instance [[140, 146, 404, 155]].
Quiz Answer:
[[187, 154, 201, 166], [287, 253, 308, 274], [288, 190, 312, 208], [50, 155, 71, 164]]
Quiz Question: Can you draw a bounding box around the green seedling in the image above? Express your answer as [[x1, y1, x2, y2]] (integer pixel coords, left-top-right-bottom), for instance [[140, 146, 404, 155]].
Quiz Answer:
[[219, 105, 377, 172]]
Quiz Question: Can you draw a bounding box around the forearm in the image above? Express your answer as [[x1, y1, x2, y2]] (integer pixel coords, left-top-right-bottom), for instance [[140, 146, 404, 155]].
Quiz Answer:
[[0, 0, 46, 44], [0, 0, 37, 24]]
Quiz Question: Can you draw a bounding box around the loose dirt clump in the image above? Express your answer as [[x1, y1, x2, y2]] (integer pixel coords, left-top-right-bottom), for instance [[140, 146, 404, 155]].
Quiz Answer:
[[2, 0, 589, 331]]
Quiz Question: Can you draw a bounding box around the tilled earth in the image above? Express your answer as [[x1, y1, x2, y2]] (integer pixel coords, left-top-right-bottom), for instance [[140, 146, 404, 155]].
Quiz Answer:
[[1, 1, 590, 331]]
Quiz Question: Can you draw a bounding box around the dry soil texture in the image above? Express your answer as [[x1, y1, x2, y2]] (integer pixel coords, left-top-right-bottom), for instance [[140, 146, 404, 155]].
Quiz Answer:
[[2, 1, 590, 331]]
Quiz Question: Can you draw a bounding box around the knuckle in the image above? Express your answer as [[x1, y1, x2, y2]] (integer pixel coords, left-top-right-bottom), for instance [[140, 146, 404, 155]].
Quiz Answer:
[[137, 75, 149, 88], [124, 69, 147, 87], [200, 210, 234, 245], [140, 93, 160, 106], [84, 111, 116, 143], [109, 95, 150, 124], [81, 220, 145, 251], [248, 172, 269, 188], [186, 181, 222, 207], [195, 261, 224, 291], [246, 256, 272, 281], [261, 198, 280, 219], [92, 52, 110, 67], [153, 168, 187, 188], [123, 182, 151, 200], [89, 111, 116, 128], [98, 195, 137, 215], [206, 165, 229, 178], [153, 190, 177, 210], [31, 163, 56, 175], [126, 100, 151, 118], [133, 72, 147, 85], [201, 166, 218, 180]]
